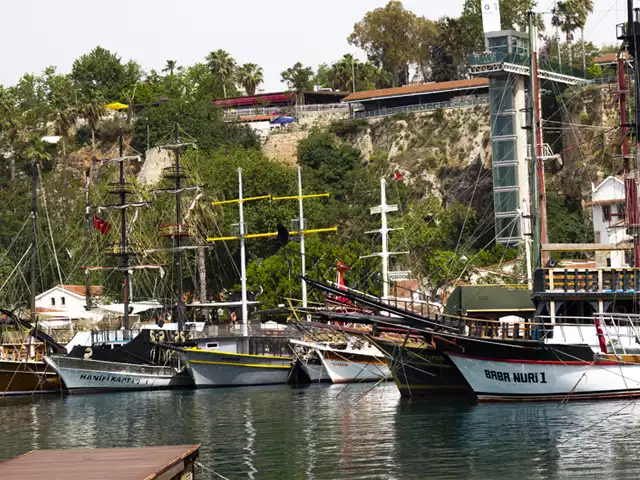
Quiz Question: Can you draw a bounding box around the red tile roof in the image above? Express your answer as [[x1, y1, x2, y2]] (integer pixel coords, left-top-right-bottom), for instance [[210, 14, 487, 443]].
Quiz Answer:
[[342, 78, 489, 103], [58, 285, 103, 297], [593, 52, 631, 65]]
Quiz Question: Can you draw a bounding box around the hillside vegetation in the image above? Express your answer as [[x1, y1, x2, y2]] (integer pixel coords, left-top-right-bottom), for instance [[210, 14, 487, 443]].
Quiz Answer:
[[0, 1, 622, 307]]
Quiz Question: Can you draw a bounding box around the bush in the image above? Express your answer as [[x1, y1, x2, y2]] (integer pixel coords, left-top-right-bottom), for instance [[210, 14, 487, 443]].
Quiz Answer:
[[328, 118, 369, 136], [98, 118, 131, 143], [132, 100, 260, 151], [75, 124, 92, 147]]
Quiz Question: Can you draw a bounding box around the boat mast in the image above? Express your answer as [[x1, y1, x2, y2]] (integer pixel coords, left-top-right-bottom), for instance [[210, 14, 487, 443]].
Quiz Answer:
[[174, 124, 185, 331], [362, 178, 407, 302], [84, 168, 92, 309], [238, 167, 248, 338], [624, 0, 640, 266], [30, 157, 37, 326], [118, 131, 131, 329], [527, 11, 547, 270], [297, 166, 307, 310], [156, 130, 197, 331]]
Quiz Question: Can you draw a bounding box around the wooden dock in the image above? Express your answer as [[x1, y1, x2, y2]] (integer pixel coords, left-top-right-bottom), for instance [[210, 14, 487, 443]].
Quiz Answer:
[[0, 444, 200, 480]]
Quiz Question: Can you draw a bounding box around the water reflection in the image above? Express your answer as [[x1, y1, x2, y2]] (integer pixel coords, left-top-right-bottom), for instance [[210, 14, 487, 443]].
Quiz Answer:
[[2, 385, 640, 479]]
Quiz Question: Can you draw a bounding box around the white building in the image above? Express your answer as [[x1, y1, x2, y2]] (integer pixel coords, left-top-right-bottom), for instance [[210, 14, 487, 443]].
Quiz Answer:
[[590, 176, 630, 267], [35, 285, 103, 323]]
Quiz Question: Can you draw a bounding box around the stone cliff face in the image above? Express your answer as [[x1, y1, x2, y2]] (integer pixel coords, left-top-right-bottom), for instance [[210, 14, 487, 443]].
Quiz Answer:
[[331, 105, 494, 212]]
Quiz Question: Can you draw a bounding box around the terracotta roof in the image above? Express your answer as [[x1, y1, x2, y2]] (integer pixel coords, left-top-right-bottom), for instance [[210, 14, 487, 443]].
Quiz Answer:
[[342, 78, 489, 103], [237, 115, 273, 122], [593, 52, 631, 65], [58, 285, 103, 297]]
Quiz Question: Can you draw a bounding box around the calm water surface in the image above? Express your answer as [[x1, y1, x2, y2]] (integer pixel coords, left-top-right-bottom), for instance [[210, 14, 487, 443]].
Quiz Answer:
[[2, 383, 640, 479]]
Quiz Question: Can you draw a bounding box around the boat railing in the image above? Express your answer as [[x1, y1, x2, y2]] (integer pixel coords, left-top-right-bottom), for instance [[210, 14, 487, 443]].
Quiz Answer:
[[536, 267, 640, 293], [534, 314, 640, 354], [0, 343, 45, 362]]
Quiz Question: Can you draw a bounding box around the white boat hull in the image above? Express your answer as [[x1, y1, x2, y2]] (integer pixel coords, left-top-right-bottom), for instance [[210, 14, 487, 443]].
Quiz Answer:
[[317, 350, 391, 383], [448, 352, 640, 401], [184, 348, 293, 387], [45, 356, 192, 393]]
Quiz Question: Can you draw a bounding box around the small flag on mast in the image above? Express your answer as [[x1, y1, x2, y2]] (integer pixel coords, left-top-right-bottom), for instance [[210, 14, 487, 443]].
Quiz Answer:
[[93, 215, 111, 235], [394, 169, 403, 180]]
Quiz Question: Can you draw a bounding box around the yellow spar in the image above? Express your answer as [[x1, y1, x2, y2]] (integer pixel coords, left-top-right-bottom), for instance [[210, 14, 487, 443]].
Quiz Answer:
[[207, 227, 337, 242]]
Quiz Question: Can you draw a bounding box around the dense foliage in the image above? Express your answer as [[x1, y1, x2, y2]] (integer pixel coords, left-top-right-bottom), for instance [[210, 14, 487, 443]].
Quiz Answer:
[[0, 1, 607, 308]]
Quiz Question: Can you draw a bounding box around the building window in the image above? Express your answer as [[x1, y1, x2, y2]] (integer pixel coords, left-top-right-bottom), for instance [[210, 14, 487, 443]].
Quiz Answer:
[[595, 231, 601, 243], [61, 297, 66, 306], [602, 205, 611, 222], [51, 298, 55, 306], [619, 203, 626, 220]]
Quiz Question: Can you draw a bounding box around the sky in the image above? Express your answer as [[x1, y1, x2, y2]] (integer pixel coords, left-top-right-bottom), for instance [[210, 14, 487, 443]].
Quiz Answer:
[[0, 0, 632, 92]]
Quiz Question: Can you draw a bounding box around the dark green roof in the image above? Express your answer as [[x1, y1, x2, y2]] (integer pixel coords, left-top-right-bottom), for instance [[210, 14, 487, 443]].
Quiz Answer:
[[444, 285, 534, 318]]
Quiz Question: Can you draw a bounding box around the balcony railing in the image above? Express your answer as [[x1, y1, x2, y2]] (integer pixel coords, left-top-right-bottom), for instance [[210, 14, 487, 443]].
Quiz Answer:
[[352, 95, 489, 119], [535, 268, 640, 293], [223, 103, 348, 119]]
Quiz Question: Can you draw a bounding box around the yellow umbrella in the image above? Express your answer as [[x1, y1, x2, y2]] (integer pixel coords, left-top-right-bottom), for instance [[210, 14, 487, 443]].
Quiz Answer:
[[104, 102, 129, 111]]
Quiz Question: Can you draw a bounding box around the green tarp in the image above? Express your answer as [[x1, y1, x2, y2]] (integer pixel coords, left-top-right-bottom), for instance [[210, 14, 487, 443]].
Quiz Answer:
[[444, 285, 535, 319]]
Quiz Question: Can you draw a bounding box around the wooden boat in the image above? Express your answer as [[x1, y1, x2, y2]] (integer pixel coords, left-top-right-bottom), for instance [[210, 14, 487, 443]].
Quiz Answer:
[[45, 330, 192, 393], [0, 356, 61, 396], [184, 336, 293, 387], [437, 331, 640, 402], [374, 338, 471, 397], [290, 338, 389, 384], [0, 311, 66, 396]]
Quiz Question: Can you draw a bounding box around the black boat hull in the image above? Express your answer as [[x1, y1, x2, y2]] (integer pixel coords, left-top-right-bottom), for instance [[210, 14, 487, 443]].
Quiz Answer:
[[376, 340, 472, 397]]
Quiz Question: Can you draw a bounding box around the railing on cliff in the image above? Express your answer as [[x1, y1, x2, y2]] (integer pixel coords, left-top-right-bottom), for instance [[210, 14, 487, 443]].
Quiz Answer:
[[223, 103, 348, 119], [351, 95, 489, 119]]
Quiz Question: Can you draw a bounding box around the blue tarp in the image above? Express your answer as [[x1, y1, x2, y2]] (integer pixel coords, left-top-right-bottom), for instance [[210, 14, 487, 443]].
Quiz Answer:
[[270, 116, 296, 125]]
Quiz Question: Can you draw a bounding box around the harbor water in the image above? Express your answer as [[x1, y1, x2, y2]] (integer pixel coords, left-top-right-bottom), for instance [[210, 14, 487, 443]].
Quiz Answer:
[[2, 383, 640, 479]]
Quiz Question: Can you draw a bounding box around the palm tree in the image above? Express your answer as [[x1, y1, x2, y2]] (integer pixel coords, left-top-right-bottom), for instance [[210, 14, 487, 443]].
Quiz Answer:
[[551, 0, 592, 69], [573, 0, 594, 73], [163, 60, 178, 76], [236, 63, 264, 96], [330, 55, 357, 92], [205, 50, 237, 98], [78, 92, 105, 152]]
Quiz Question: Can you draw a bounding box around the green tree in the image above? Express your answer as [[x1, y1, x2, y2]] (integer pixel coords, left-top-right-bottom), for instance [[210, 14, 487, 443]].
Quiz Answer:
[[205, 49, 237, 98], [414, 17, 439, 82], [163, 60, 178, 76], [132, 100, 259, 151], [236, 63, 264, 96], [280, 62, 314, 92], [315, 56, 389, 92], [348, 1, 419, 87], [297, 130, 361, 191], [71, 46, 141, 101]]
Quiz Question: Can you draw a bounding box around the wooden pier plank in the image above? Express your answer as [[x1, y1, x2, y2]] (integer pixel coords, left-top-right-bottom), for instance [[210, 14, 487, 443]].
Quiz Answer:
[[0, 444, 200, 480]]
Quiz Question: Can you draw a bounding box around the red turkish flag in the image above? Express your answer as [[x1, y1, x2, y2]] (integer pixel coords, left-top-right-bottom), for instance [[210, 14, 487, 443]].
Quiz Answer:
[[93, 215, 111, 235], [394, 169, 403, 180]]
